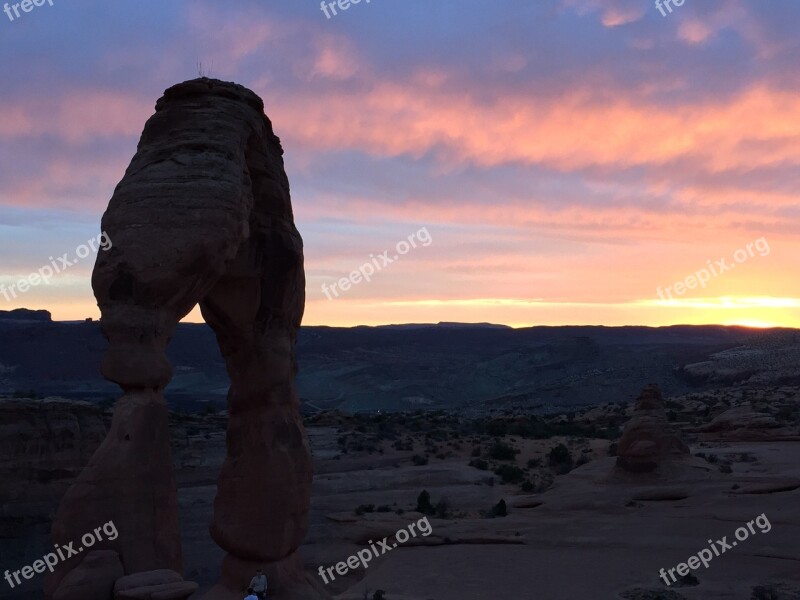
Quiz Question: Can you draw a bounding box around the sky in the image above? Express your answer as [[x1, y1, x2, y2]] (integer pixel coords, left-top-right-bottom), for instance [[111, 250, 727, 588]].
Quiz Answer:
[[0, 0, 798, 328]]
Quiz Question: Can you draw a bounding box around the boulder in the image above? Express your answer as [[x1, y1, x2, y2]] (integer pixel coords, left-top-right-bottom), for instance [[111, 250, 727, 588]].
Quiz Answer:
[[53, 550, 123, 600], [114, 569, 197, 600]]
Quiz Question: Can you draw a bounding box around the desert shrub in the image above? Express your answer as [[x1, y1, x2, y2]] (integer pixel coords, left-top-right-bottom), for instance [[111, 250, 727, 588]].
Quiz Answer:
[[412, 454, 428, 466], [355, 504, 375, 515], [491, 498, 507, 517], [425, 428, 449, 441], [416, 490, 435, 515], [484, 419, 509, 436], [548, 444, 573, 473], [488, 441, 518, 461], [575, 454, 591, 467], [676, 573, 700, 587], [527, 457, 542, 469], [508, 420, 536, 437], [520, 480, 534, 492], [494, 464, 525, 484], [469, 458, 489, 470], [719, 463, 733, 474], [471, 446, 482, 457], [376, 505, 391, 513], [392, 439, 413, 451]]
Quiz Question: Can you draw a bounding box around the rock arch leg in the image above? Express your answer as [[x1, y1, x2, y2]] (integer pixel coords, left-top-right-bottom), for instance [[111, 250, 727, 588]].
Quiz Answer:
[[200, 221, 312, 594]]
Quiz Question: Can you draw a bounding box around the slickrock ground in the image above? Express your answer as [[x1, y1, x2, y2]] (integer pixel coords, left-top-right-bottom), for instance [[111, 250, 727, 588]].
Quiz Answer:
[[3, 384, 800, 599]]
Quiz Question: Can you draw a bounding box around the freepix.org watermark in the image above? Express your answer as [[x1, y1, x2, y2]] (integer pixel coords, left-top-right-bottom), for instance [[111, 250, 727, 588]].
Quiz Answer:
[[655, 0, 686, 17], [656, 237, 769, 302], [320, 0, 371, 19], [321, 227, 432, 300], [317, 516, 432, 584], [3, 0, 54, 23], [1, 232, 112, 302], [659, 513, 771, 586], [4, 520, 118, 589]]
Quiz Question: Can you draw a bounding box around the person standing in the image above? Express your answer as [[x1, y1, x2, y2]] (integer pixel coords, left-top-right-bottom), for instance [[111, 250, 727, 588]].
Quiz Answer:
[[249, 569, 268, 600]]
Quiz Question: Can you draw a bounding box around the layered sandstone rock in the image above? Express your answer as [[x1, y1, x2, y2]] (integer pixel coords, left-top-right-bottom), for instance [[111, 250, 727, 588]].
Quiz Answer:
[[616, 384, 689, 473], [0, 397, 107, 551], [48, 78, 313, 599], [0, 397, 106, 483]]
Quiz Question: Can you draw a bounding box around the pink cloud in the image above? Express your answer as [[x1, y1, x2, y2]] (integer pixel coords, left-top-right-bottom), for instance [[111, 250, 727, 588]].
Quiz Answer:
[[0, 90, 151, 142]]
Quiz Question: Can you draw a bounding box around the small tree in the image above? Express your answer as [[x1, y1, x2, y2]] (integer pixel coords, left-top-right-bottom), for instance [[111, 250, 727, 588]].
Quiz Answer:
[[416, 490, 435, 515], [548, 444, 573, 474], [491, 499, 507, 517]]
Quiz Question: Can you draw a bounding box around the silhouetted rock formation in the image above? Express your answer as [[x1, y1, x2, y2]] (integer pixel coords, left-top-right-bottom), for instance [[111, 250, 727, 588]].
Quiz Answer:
[[0, 308, 51, 322], [47, 78, 313, 600], [616, 384, 689, 473]]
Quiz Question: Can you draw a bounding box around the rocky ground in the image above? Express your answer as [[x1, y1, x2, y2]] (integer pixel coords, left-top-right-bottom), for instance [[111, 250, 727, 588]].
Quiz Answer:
[[2, 384, 800, 599]]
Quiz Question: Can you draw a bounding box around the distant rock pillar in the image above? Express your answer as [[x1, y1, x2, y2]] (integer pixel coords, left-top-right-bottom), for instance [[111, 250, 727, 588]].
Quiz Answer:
[[616, 383, 689, 472]]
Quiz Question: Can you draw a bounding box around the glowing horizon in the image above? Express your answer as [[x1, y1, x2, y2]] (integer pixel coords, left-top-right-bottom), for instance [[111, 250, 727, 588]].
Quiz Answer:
[[1, 1, 799, 329]]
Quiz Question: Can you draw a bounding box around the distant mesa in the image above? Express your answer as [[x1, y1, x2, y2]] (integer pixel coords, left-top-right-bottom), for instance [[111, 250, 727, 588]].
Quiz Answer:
[[0, 308, 52, 322], [616, 384, 690, 473]]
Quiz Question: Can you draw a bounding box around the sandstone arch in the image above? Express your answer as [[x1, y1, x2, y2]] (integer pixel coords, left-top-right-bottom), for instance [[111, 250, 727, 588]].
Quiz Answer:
[[46, 78, 314, 599]]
